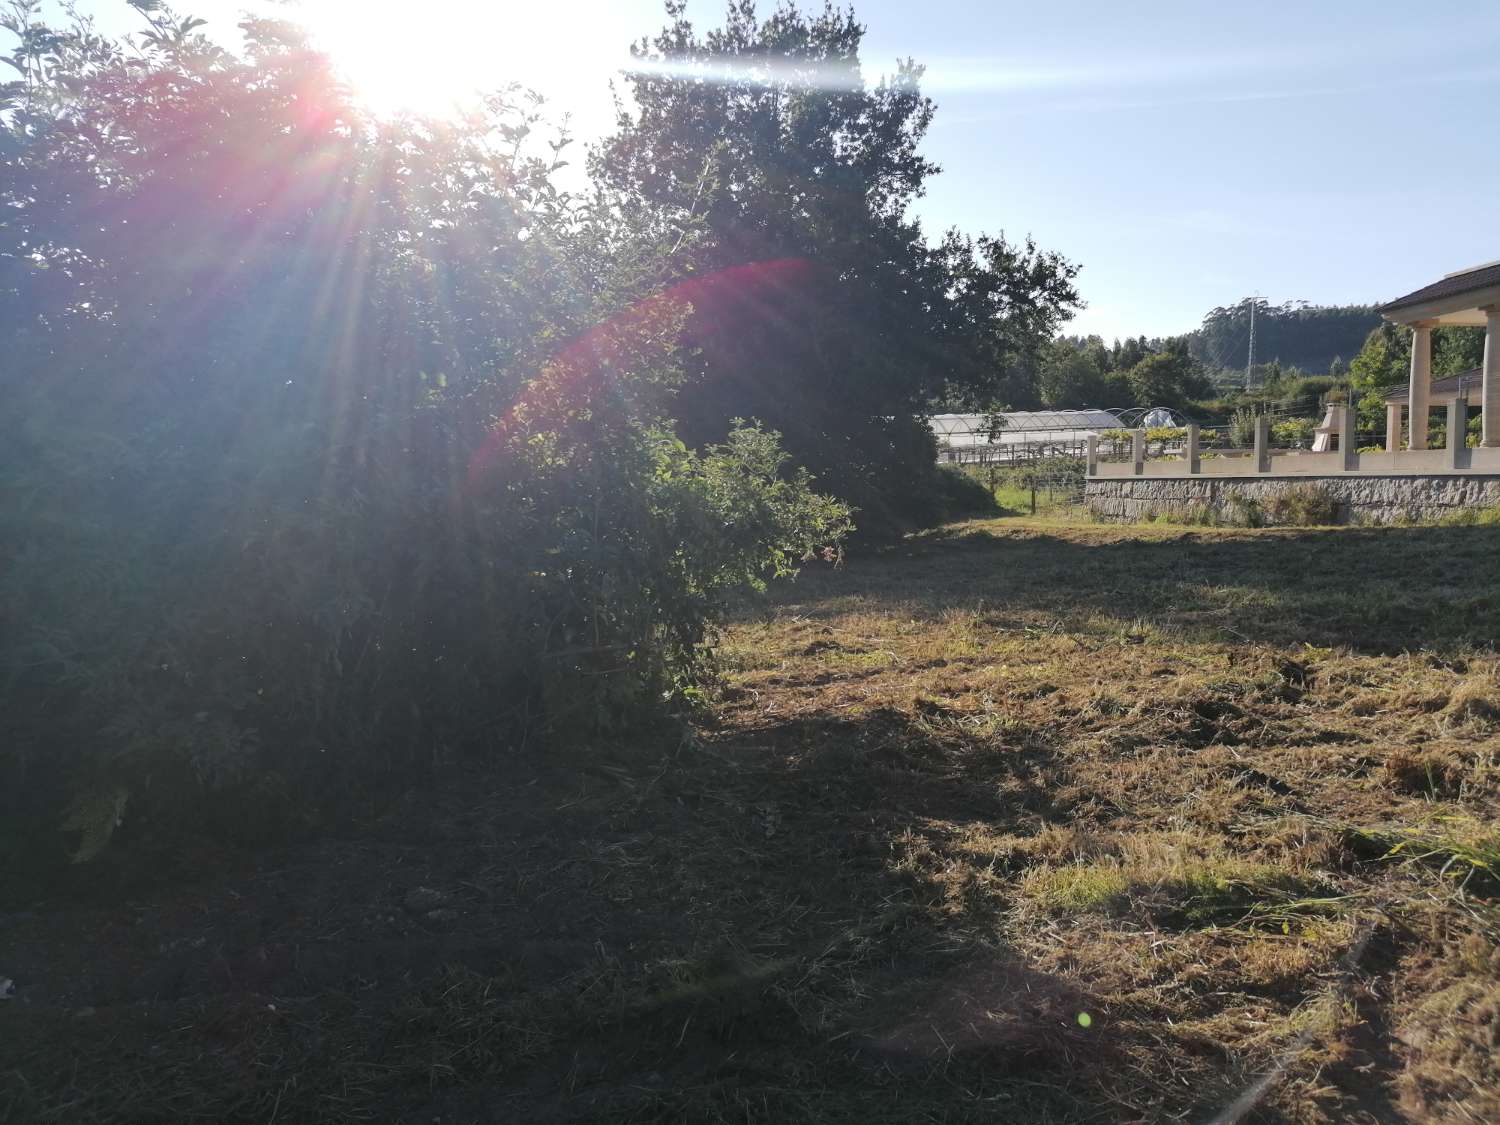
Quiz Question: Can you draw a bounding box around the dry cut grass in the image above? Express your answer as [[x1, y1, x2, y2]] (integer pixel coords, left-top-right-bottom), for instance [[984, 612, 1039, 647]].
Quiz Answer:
[[5, 518, 1500, 1122]]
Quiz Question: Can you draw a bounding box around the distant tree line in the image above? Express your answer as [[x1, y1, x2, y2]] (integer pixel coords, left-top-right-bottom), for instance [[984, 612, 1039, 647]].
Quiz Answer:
[[980, 300, 1391, 418], [1189, 300, 1381, 379], [1064, 311, 1489, 435], [1032, 334, 1213, 411]]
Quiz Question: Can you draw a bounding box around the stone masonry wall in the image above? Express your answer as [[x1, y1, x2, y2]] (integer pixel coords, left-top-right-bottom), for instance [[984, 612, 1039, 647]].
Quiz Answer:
[[1084, 474, 1500, 525]]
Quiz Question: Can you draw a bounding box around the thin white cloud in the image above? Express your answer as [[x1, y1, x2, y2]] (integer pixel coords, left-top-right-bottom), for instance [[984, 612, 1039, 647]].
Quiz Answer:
[[929, 66, 1500, 126]]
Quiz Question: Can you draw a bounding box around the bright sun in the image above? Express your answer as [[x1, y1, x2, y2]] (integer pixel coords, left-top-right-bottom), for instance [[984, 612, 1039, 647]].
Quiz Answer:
[[286, 1, 632, 121]]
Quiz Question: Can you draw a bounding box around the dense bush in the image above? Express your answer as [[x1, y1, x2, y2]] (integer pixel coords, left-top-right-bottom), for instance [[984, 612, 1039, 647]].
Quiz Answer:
[[1275, 375, 1337, 413], [1228, 408, 1260, 448], [0, 12, 849, 862], [1271, 417, 1317, 448], [1145, 426, 1188, 456]]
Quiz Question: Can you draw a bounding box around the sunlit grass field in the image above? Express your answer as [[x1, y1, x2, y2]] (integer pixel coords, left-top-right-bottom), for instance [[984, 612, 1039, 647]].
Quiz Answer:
[[6, 518, 1500, 1122]]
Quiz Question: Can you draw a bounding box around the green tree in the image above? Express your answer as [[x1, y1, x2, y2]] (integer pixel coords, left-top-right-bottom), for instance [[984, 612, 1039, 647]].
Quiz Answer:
[[1435, 325, 1486, 373], [1114, 336, 1151, 370], [1126, 348, 1210, 408], [592, 0, 1079, 530], [1347, 322, 1485, 425], [1038, 339, 1107, 407], [0, 2, 851, 862]]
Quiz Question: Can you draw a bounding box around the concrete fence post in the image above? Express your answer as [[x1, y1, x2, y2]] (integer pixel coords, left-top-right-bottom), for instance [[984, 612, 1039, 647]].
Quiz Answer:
[[1254, 414, 1270, 473], [1339, 403, 1358, 471], [1448, 393, 1468, 471], [1186, 423, 1200, 474], [1131, 428, 1145, 476], [1085, 433, 1098, 477], [1385, 402, 1402, 453]]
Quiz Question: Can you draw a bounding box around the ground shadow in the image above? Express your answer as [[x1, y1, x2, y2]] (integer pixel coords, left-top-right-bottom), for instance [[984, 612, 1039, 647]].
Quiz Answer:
[[774, 522, 1500, 655], [7, 522, 1443, 1121], [2, 705, 1202, 1124], [3, 754, 1342, 1124]]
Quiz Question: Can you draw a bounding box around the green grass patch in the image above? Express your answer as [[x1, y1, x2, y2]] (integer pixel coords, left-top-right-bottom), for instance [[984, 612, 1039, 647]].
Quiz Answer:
[[1348, 816, 1500, 889], [1023, 858, 1339, 929]]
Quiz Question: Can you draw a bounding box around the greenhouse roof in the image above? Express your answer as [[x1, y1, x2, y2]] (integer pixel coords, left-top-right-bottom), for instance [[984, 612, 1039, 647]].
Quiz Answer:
[[929, 410, 1125, 448], [930, 409, 1123, 435]]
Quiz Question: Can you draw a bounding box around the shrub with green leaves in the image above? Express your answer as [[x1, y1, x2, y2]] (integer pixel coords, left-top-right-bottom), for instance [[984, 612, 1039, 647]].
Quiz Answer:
[[0, 10, 850, 864], [1271, 417, 1317, 448], [1228, 408, 1260, 449]]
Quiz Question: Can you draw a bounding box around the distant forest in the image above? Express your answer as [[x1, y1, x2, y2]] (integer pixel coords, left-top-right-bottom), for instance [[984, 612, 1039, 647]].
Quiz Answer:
[[1187, 300, 1380, 380], [1034, 298, 1386, 414]]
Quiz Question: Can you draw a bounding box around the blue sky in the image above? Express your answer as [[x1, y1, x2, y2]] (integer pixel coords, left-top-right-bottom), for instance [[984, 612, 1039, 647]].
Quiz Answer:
[[65, 0, 1500, 341]]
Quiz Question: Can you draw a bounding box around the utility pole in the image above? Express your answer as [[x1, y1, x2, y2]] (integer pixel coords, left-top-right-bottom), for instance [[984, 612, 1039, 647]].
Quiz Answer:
[[1244, 293, 1257, 392]]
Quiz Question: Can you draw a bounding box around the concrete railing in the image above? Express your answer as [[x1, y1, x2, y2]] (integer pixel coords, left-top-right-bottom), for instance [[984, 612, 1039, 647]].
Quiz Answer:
[[1087, 401, 1500, 478]]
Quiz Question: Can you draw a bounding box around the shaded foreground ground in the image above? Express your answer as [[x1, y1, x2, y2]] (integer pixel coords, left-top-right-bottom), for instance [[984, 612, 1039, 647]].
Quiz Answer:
[[6, 520, 1500, 1122]]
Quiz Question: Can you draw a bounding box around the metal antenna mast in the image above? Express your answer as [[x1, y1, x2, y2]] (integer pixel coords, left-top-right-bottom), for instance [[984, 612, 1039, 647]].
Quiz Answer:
[[1245, 293, 1257, 391]]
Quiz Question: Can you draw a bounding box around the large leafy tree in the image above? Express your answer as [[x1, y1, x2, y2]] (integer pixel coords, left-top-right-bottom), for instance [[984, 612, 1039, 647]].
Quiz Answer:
[[1125, 342, 1212, 409], [1038, 339, 1109, 408], [1348, 321, 1485, 424], [592, 0, 1079, 529], [0, 2, 851, 859]]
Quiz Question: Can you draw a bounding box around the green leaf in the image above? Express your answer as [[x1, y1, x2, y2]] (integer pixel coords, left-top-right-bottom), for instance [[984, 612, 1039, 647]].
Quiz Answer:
[[60, 787, 129, 864]]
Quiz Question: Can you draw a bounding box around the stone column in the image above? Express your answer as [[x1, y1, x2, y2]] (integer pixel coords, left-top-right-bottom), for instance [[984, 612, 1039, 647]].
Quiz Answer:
[[1409, 321, 1433, 450], [1085, 433, 1098, 476], [1483, 305, 1500, 447], [1131, 428, 1145, 475], [1385, 402, 1402, 453], [1186, 423, 1200, 474], [1339, 403, 1357, 471], [1448, 393, 1468, 471], [1254, 414, 1270, 472]]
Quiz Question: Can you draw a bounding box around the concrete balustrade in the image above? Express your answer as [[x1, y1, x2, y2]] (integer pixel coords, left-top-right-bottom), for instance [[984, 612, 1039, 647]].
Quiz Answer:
[[1087, 262, 1500, 489], [1088, 402, 1496, 480], [1485, 305, 1500, 448], [1448, 394, 1468, 471]]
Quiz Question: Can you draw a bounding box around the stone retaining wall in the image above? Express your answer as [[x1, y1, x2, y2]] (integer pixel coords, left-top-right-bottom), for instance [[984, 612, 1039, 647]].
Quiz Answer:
[[1084, 474, 1500, 525]]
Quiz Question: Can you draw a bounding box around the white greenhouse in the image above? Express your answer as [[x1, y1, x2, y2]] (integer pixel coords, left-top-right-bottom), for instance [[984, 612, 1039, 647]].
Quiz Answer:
[[929, 409, 1128, 465]]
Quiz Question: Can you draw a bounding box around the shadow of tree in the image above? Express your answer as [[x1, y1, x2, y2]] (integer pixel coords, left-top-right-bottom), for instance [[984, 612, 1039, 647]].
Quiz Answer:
[[781, 522, 1500, 655], [4, 703, 1236, 1123], [10, 522, 1439, 1122]]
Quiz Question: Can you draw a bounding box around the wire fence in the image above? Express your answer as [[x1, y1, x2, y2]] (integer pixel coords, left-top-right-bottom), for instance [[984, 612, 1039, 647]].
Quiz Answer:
[[932, 408, 1195, 513], [951, 454, 1087, 514]]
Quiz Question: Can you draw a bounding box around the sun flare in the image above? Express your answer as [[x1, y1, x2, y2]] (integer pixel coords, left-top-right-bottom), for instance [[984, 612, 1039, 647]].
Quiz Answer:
[[286, 1, 631, 119]]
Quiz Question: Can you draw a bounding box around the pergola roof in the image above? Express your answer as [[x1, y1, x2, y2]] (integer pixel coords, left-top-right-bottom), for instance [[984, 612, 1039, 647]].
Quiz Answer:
[[1383, 367, 1481, 404], [1380, 260, 1500, 326]]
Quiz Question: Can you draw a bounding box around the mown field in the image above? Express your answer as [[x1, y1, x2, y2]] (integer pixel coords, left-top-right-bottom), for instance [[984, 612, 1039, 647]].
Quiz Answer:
[[5, 519, 1500, 1123]]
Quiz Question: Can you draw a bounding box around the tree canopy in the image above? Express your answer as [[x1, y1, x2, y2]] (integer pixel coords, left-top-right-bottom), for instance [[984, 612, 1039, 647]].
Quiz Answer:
[[1347, 320, 1486, 423], [592, 0, 1080, 524], [1037, 334, 1209, 411], [1190, 300, 1381, 378], [0, 0, 1080, 861]]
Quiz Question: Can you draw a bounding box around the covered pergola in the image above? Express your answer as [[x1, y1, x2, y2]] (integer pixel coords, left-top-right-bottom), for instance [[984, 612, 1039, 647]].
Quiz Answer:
[[1380, 260, 1500, 450]]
